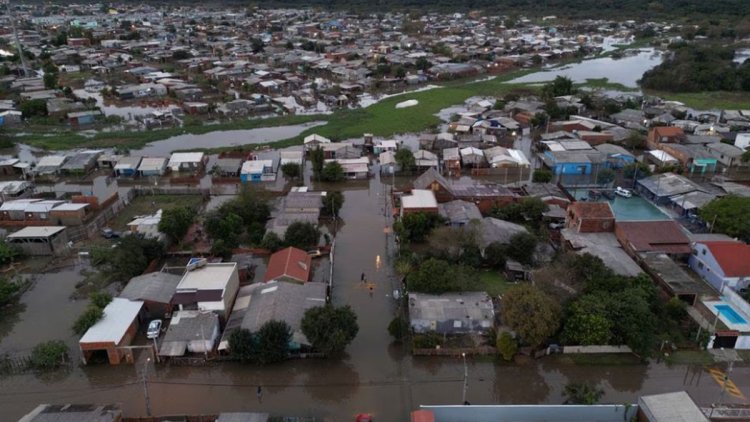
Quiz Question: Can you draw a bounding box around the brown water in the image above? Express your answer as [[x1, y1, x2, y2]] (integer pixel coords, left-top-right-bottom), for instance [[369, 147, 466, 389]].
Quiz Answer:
[[0, 175, 748, 421]]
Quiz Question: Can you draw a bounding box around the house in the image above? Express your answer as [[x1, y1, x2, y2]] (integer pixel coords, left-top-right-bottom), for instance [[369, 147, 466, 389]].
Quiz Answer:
[[443, 147, 461, 175], [214, 157, 244, 177], [705, 143, 747, 168], [34, 155, 67, 175], [6, 226, 68, 255], [565, 202, 615, 233], [483, 146, 530, 168], [218, 281, 327, 352], [640, 253, 715, 306], [689, 241, 750, 293], [476, 217, 529, 250], [401, 189, 439, 216], [459, 147, 486, 168], [18, 404, 123, 422], [241, 159, 277, 183], [560, 229, 643, 277], [594, 143, 636, 169], [159, 310, 220, 358], [114, 156, 142, 177], [60, 151, 101, 175], [374, 140, 400, 154], [646, 149, 680, 168], [303, 133, 331, 151], [638, 392, 709, 422], [669, 190, 717, 217], [540, 151, 594, 175], [67, 110, 103, 126], [635, 173, 705, 205], [49, 203, 91, 226], [119, 271, 182, 319], [168, 152, 205, 173], [0, 199, 40, 221], [438, 200, 482, 227], [413, 168, 454, 203], [379, 150, 398, 174], [24, 200, 64, 221], [658, 143, 718, 174], [451, 184, 517, 214], [79, 298, 143, 365], [266, 191, 322, 237], [647, 126, 685, 150], [413, 150, 439, 170], [408, 292, 494, 334], [615, 221, 692, 257], [264, 247, 313, 284], [522, 183, 571, 209], [173, 262, 240, 320], [329, 157, 370, 179], [137, 157, 168, 176], [127, 210, 164, 241], [280, 149, 304, 166]]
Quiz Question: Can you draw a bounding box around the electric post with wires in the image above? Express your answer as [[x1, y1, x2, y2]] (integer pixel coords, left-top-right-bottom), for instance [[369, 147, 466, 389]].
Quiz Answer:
[[2, 0, 30, 77]]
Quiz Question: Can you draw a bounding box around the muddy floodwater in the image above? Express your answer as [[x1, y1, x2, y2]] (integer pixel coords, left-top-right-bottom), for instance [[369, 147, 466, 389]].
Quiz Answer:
[[0, 175, 748, 421]]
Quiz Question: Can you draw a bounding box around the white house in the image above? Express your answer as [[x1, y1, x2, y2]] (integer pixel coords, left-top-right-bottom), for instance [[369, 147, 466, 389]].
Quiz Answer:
[[689, 241, 750, 292]]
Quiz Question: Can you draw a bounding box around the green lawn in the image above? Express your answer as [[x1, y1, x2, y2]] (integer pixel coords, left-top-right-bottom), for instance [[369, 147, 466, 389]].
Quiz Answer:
[[578, 78, 640, 92], [663, 350, 715, 365], [477, 270, 514, 297], [108, 194, 204, 232], [644, 90, 750, 111]]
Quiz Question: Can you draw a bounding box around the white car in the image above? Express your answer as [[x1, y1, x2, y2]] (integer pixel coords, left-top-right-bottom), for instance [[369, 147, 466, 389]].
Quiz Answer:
[[146, 319, 162, 339], [615, 187, 633, 198]]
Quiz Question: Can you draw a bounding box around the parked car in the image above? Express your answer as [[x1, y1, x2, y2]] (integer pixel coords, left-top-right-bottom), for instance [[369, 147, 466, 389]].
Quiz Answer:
[[146, 319, 162, 339], [615, 186, 632, 198], [101, 228, 121, 239]]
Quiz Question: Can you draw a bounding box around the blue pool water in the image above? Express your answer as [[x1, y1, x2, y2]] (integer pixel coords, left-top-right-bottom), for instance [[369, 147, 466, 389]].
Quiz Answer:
[[716, 304, 748, 325], [569, 190, 668, 221]]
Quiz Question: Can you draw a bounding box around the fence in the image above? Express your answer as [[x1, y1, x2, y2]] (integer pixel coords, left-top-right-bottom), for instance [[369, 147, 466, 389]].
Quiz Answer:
[[412, 346, 496, 356], [562, 345, 633, 354], [133, 187, 210, 196]]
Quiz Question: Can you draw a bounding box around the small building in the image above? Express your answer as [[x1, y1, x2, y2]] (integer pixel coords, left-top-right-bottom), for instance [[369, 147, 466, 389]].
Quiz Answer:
[[127, 209, 164, 241], [459, 147, 486, 168], [303, 133, 331, 151], [689, 241, 750, 293], [647, 126, 685, 149], [137, 157, 168, 176], [635, 173, 705, 205], [565, 202, 615, 233], [168, 152, 205, 173], [438, 200, 482, 227], [119, 271, 182, 319], [637, 391, 708, 422], [264, 247, 312, 284], [173, 262, 240, 320], [408, 291, 494, 334], [114, 156, 142, 177], [6, 226, 68, 255], [34, 155, 67, 175], [214, 157, 243, 177], [240, 159, 277, 183], [79, 298, 144, 365], [401, 189, 439, 216], [218, 281, 327, 352], [522, 183, 571, 209], [451, 184, 517, 214], [328, 157, 370, 179], [374, 140, 400, 155], [413, 149, 439, 170], [280, 149, 304, 166], [159, 310, 220, 358], [705, 142, 747, 168], [594, 143, 636, 169], [68, 110, 103, 126], [61, 151, 100, 175], [615, 221, 692, 257], [560, 229, 643, 277], [49, 203, 91, 226], [413, 168, 455, 203]]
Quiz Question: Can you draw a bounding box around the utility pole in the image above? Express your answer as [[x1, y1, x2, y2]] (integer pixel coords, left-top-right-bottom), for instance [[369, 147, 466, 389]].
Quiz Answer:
[[461, 352, 468, 405], [141, 358, 152, 416], [710, 358, 735, 418], [4, 0, 29, 77]]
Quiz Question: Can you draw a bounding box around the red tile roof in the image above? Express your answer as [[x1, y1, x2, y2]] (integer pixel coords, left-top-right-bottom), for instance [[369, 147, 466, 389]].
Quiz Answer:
[[652, 126, 685, 138], [616, 221, 691, 254], [264, 247, 312, 283], [702, 241, 750, 277], [570, 202, 614, 219]]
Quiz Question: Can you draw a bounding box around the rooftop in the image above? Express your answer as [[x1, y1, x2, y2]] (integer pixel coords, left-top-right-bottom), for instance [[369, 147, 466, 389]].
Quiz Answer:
[[402, 189, 438, 209], [119, 271, 182, 304], [264, 247, 312, 283], [638, 391, 708, 422], [7, 226, 66, 239], [640, 252, 715, 296], [79, 298, 143, 344], [616, 221, 691, 254], [570, 201, 614, 219], [700, 241, 750, 277], [177, 262, 237, 291]]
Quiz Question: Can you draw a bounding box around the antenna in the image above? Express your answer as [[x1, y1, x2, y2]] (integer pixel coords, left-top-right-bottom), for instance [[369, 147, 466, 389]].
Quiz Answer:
[[3, 0, 29, 77]]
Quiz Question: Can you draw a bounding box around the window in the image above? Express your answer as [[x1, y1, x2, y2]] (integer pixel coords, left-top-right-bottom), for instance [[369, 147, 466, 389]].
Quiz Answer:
[[698, 262, 704, 270], [702, 249, 706, 255]]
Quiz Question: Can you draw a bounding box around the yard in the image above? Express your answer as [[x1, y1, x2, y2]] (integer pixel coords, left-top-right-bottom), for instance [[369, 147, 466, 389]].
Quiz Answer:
[[108, 194, 205, 232], [477, 270, 515, 297], [644, 90, 750, 111]]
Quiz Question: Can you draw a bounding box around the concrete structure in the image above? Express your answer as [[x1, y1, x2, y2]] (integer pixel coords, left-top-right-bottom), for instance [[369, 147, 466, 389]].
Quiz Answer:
[[401, 189, 439, 216], [264, 247, 312, 284], [218, 281, 327, 351], [137, 157, 168, 176], [19, 404, 123, 422], [409, 292, 494, 334], [6, 226, 68, 255], [173, 262, 240, 320], [79, 298, 143, 365], [640, 252, 714, 306], [126, 209, 164, 241], [49, 203, 91, 226], [119, 272, 181, 319], [565, 202, 615, 233], [159, 310, 220, 357], [168, 152, 205, 173], [689, 241, 750, 293]]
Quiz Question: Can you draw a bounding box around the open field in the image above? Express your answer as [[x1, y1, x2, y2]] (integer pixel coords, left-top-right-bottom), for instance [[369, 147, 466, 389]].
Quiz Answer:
[[644, 90, 750, 110], [477, 270, 514, 297]]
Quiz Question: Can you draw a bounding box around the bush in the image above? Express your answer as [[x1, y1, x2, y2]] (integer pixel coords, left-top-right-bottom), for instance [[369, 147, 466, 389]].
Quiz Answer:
[[301, 305, 359, 356], [388, 316, 410, 342], [260, 232, 284, 252], [284, 222, 320, 250], [30, 340, 68, 370], [413, 332, 441, 349], [228, 328, 257, 363], [532, 169, 553, 183], [496, 332, 518, 361], [89, 291, 112, 309], [73, 306, 104, 335], [281, 162, 301, 179], [0, 278, 22, 306]]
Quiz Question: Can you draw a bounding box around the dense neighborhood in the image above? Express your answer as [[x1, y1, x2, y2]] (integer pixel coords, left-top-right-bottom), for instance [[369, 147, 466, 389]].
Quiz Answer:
[[1, 2, 750, 422]]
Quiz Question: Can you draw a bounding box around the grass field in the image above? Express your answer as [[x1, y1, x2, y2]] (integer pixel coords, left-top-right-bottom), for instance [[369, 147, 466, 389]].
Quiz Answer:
[[644, 90, 750, 110], [477, 270, 514, 297], [108, 194, 204, 231]]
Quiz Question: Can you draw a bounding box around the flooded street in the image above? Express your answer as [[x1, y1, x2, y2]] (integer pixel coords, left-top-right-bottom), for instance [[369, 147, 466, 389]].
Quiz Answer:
[[1, 173, 749, 421]]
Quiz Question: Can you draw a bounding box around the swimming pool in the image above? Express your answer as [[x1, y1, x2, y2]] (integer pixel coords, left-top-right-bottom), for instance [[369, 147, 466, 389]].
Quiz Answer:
[[568, 190, 668, 221], [715, 304, 748, 325]]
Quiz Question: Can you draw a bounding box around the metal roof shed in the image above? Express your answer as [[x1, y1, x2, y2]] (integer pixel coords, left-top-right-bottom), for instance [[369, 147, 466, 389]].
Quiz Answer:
[[79, 298, 144, 365]]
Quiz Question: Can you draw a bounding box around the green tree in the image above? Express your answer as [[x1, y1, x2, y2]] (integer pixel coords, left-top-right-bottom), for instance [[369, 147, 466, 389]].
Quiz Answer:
[[89, 291, 112, 309], [228, 328, 257, 363], [0, 278, 21, 306], [699, 195, 750, 242], [29, 340, 68, 370], [596, 168, 616, 185], [301, 305, 359, 356], [388, 316, 410, 342], [73, 306, 104, 335], [406, 258, 472, 293], [623, 162, 652, 180], [505, 232, 537, 266], [260, 232, 284, 252], [19, 99, 48, 118], [322, 191, 344, 217], [483, 242, 507, 269], [542, 76, 575, 99], [281, 162, 301, 179], [501, 284, 560, 348], [158, 206, 195, 244], [496, 331, 518, 361], [532, 169, 553, 183], [310, 147, 325, 176], [255, 320, 292, 364], [395, 148, 416, 172], [284, 221, 320, 249], [563, 382, 604, 404], [561, 295, 612, 345], [492, 198, 548, 225], [322, 161, 344, 182], [394, 212, 443, 243], [43, 71, 58, 90], [205, 212, 243, 248], [90, 235, 165, 279]]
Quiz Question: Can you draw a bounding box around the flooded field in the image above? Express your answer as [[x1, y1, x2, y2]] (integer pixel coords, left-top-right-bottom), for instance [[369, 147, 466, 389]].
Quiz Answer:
[[0, 173, 748, 421]]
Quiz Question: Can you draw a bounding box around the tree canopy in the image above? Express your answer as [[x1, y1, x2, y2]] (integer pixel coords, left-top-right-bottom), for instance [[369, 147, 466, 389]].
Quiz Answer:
[[501, 284, 561, 348], [699, 195, 750, 242], [301, 305, 359, 356], [284, 221, 320, 250], [394, 212, 443, 243], [406, 257, 474, 293], [158, 206, 195, 244]]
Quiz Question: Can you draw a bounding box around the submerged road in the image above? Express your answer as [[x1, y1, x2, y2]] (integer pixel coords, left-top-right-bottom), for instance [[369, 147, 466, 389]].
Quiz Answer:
[[1, 174, 749, 421]]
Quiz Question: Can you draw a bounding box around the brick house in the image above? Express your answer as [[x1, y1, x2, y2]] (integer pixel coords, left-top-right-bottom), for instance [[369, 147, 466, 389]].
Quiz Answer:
[[565, 202, 615, 233]]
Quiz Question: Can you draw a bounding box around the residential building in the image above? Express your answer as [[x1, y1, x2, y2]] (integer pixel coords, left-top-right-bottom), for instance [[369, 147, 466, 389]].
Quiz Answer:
[[413, 168, 454, 203], [79, 298, 143, 365], [401, 189, 439, 216], [168, 152, 205, 173], [264, 247, 313, 284], [689, 241, 750, 293], [127, 209, 164, 241], [647, 126, 685, 149], [241, 159, 277, 182], [173, 262, 240, 320], [114, 156, 142, 177], [565, 202, 615, 233], [119, 271, 182, 319], [615, 221, 692, 257], [705, 142, 747, 168], [159, 310, 220, 358], [6, 226, 69, 255], [409, 292, 494, 334], [138, 157, 168, 176], [438, 200, 482, 227], [635, 172, 705, 205]]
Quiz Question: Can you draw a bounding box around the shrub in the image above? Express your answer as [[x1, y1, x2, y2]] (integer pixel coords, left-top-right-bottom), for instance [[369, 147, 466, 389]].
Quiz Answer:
[[388, 316, 410, 342], [496, 331, 518, 361], [30, 340, 68, 370], [73, 306, 104, 335]]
